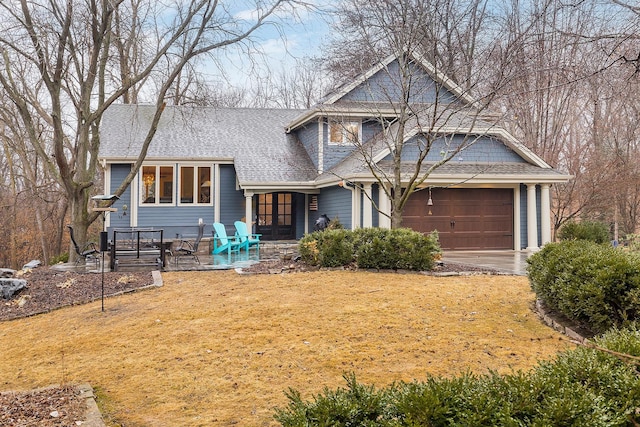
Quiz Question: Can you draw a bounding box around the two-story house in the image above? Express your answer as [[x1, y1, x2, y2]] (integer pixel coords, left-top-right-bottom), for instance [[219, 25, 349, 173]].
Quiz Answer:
[[99, 52, 571, 250]]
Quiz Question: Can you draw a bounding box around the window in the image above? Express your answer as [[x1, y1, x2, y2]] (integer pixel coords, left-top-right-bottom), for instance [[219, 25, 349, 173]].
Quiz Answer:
[[329, 120, 360, 145], [141, 165, 174, 205], [179, 166, 212, 204]]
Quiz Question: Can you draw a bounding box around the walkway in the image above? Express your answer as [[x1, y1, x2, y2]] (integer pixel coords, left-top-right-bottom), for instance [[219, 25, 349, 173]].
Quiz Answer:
[[441, 250, 531, 276]]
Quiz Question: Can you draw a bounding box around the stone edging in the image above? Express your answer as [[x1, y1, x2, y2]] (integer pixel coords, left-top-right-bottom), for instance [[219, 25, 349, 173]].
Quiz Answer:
[[77, 383, 106, 427], [0, 383, 105, 426], [534, 299, 589, 344]]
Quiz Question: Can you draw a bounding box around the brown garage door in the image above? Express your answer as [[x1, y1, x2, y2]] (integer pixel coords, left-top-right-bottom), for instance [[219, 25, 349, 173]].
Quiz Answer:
[[403, 188, 513, 250]]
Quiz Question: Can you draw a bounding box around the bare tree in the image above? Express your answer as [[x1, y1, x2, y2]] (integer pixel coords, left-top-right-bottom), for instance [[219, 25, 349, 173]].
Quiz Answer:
[[247, 56, 329, 108], [323, 0, 501, 228], [326, 0, 490, 91], [0, 0, 302, 260], [491, 0, 640, 237]]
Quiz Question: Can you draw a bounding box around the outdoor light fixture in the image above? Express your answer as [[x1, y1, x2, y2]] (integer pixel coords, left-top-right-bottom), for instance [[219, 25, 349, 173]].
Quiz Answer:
[[427, 188, 433, 215]]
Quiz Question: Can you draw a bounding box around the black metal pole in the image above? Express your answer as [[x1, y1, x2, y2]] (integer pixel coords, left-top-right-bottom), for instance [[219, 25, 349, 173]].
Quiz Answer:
[[101, 251, 105, 312], [101, 213, 106, 312]]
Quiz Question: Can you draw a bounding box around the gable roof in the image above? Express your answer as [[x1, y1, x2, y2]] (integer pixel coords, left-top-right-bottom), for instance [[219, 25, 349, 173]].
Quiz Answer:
[[99, 104, 318, 186], [323, 50, 480, 107], [315, 109, 571, 186], [286, 50, 481, 131]]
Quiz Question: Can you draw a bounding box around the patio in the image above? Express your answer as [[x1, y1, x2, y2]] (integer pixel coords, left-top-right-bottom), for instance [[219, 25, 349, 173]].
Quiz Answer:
[[56, 240, 300, 273]]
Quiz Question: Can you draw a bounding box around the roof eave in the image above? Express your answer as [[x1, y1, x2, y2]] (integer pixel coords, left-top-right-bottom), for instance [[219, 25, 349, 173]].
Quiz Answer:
[[315, 171, 573, 187], [100, 157, 235, 163], [286, 106, 401, 132], [240, 181, 320, 193]]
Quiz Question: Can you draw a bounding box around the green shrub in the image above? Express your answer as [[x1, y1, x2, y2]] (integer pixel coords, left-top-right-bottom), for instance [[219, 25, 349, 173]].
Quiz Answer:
[[299, 229, 354, 268], [527, 241, 640, 333], [275, 329, 640, 426], [49, 253, 69, 265], [354, 228, 439, 271], [274, 374, 394, 427], [318, 229, 354, 267], [558, 220, 610, 244], [625, 234, 640, 252], [327, 216, 344, 230], [299, 227, 441, 271]]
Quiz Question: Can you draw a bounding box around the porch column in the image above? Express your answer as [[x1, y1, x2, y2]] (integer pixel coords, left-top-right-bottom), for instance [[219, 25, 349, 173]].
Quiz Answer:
[[352, 185, 361, 229], [362, 183, 373, 228], [378, 184, 391, 229], [540, 184, 551, 245], [213, 164, 221, 224], [244, 192, 253, 232], [514, 185, 521, 250], [526, 184, 539, 251]]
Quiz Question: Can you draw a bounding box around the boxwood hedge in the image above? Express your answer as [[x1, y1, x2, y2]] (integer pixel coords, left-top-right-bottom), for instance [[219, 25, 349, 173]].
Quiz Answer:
[[527, 241, 640, 334], [298, 227, 441, 271], [274, 327, 640, 426]]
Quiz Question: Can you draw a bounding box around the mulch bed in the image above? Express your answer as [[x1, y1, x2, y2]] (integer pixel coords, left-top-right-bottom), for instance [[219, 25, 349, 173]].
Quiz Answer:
[[0, 385, 87, 427], [240, 259, 501, 275], [0, 266, 154, 426], [0, 267, 154, 322]]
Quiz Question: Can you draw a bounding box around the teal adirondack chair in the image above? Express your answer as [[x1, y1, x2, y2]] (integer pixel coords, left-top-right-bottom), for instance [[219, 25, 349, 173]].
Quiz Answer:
[[234, 221, 261, 252], [212, 222, 246, 254]]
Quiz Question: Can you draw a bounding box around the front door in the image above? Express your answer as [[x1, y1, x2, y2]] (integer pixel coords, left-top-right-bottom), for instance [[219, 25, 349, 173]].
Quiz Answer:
[[255, 193, 296, 240]]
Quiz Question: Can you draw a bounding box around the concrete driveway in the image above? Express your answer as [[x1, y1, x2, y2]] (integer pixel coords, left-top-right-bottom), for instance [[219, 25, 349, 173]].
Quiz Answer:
[[441, 250, 531, 276]]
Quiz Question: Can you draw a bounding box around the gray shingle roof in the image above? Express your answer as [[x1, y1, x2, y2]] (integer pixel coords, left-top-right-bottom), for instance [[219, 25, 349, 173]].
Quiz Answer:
[[99, 104, 318, 185], [317, 159, 569, 185]]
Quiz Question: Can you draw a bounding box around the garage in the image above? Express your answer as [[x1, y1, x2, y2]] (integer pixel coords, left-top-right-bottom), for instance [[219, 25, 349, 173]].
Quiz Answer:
[[403, 188, 514, 250]]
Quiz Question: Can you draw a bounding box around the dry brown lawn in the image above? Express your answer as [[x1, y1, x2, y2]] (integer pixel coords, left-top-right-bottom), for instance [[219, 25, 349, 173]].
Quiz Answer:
[[0, 271, 572, 426]]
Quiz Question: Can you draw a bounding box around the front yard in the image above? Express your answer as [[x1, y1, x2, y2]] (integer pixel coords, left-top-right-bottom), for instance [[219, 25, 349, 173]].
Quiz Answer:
[[0, 270, 571, 426]]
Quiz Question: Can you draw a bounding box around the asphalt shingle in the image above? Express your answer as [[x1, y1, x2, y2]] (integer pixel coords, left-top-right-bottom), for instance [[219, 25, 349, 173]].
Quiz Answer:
[[99, 104, 318, 184]]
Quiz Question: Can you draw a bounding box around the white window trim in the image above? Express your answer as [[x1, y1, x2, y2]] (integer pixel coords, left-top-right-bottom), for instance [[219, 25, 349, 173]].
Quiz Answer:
[[139, 164, 175, 206], [177, 164, 213, 206], [328, 119, 361, 146]]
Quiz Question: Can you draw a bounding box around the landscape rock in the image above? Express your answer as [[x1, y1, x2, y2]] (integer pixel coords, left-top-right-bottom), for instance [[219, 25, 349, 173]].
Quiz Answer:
[[22, 260, 42, 270], [0, 268, 16, 278], [0, 278, 27, 299]]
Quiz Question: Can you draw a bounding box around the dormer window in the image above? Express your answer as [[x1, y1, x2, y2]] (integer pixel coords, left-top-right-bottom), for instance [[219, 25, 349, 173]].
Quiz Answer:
[[329, 120, 360, 145]]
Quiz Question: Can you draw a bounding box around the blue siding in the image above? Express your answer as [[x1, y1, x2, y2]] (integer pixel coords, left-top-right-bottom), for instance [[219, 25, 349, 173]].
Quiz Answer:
[[337, 60, 457, 105], [322, 120, 354, 171], [219, 164, 245, 228], [391, 135, 526, 163], [295, 194, 306, 239], [520, 184, 527, 250], [109, 164, 132, 229], [362, 120, 383, 142], [107, 162, 219, 239], [318, 186, 352, 230], [322, 120, 385, 171], [295, 122, 319, 170], [372, 184, 380, 227]]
